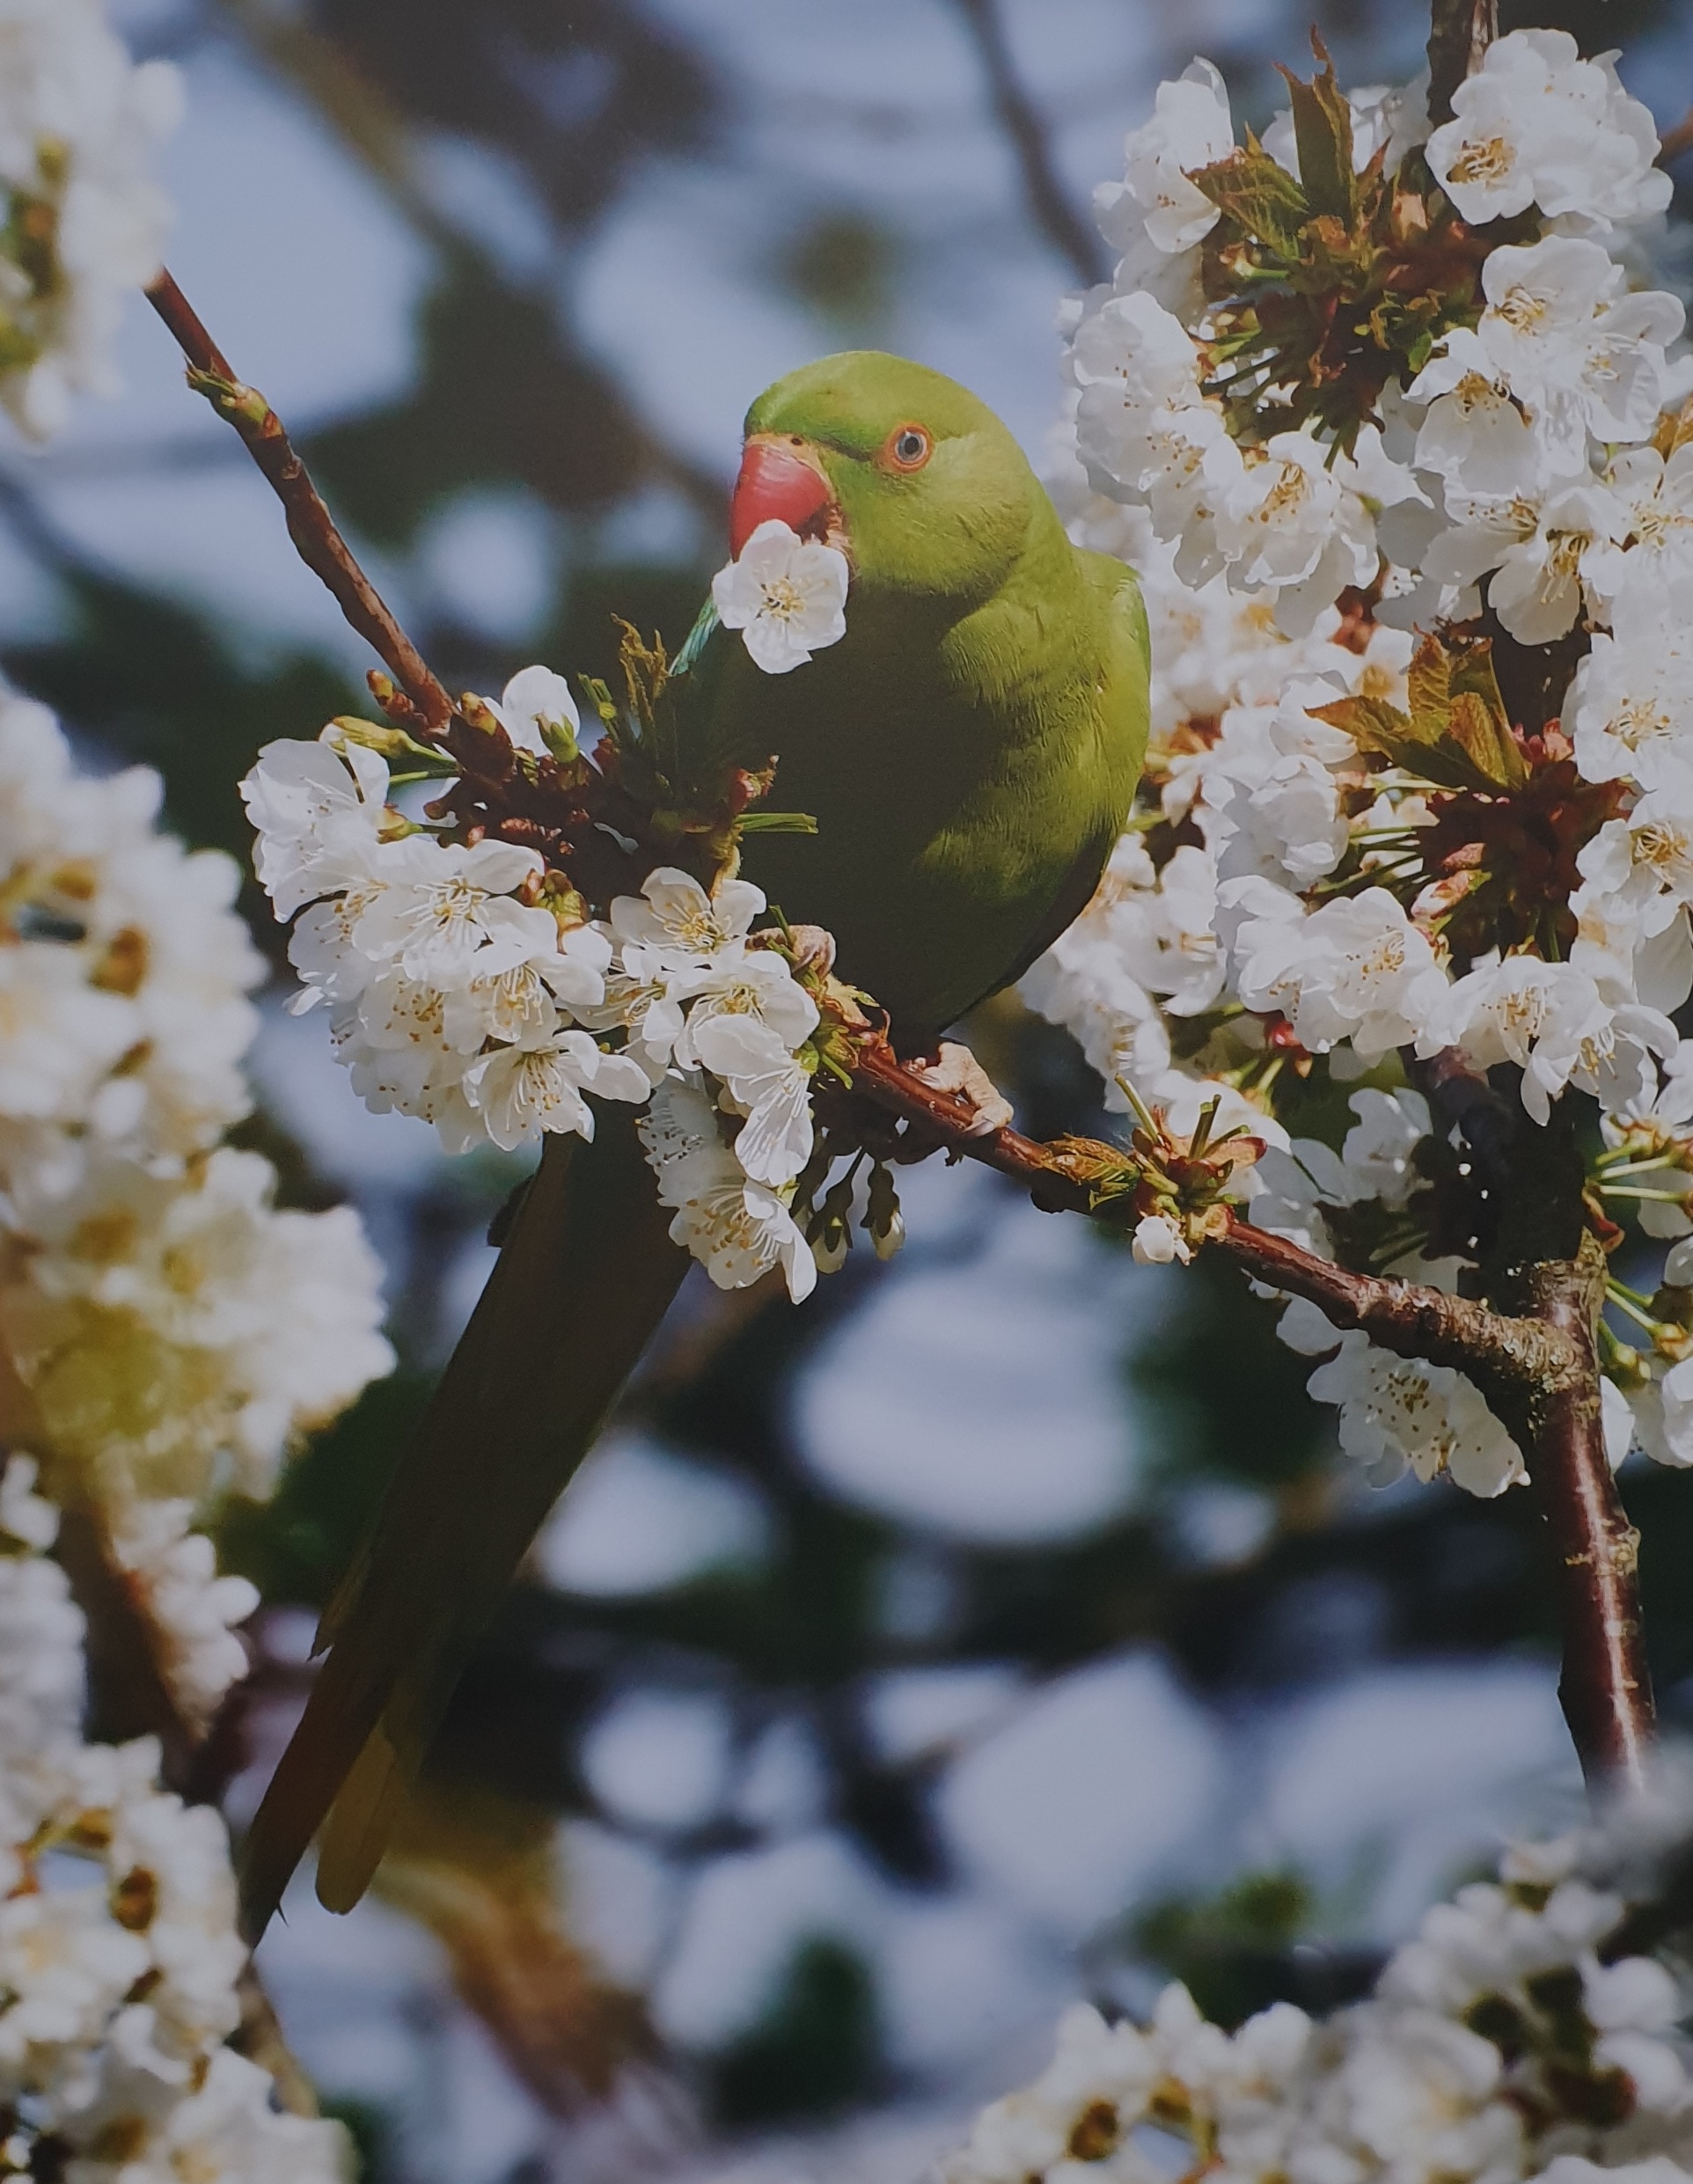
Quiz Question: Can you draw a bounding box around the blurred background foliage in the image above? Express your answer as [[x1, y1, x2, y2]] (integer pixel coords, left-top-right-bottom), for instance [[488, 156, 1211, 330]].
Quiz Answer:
[[8, 1, 1693, 2179]]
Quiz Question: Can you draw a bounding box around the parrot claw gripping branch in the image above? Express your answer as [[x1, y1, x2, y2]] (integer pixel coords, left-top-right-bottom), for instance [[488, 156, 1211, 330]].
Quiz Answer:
[[143, 0, 1665, 1925]]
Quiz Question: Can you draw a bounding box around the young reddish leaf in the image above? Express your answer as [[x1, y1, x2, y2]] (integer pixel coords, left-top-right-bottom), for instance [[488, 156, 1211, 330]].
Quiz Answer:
[[1191, 146, 1310, 260], [1446, 691, 1528, 792], [1446, 636, 1528, 790], [1310, 683, 1523, 797], [1276, 36, 1356, 225]]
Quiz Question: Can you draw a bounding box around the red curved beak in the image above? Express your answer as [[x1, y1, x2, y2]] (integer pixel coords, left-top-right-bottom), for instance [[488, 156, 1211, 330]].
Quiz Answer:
[[729, 439, 835, 558]]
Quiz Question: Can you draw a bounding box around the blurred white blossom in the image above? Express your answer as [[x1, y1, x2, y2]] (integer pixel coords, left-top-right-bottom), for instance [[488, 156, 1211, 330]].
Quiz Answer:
[[943, 1822, 1693, 2184], [0, 0, 181, 438]]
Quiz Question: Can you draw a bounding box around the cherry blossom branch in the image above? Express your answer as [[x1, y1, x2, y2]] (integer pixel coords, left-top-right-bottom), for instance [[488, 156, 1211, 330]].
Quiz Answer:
[[1425, 0, 1497, 123], [848, 1037, 1654, 1788], [846, 1038, 1578, 1394], [144, 269, 461, 742]]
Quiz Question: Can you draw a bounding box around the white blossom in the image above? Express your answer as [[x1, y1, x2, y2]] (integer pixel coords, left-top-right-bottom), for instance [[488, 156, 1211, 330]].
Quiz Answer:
[[1431, 955, 1676, 1126], [607, 865, 766, 966], [106, 1502, 257, 1737], [711, 518, 849, 674], [1426, 29, 1671, 231], [1594, 447, 1693, 616], [1410, 329, 1550, 497], [1569, 592, 1693, 788], [349, 834, 551, 986], [241, 731, 390, 920], [1470, 238, 1681, 460], [941, 1807, 1693, 2184], [638, 1075, 816, 1301], [487, 662, 580, 756], [1432, 478, 1627, 646], [1233, 889, 1449, 1063], [0, 0, 182, 439], [1107, 57, 1234, 257], [464, 1027, 650, 1152], [1308, 1334, 1527, 1496], [0, 699, 392, 1733], [687, 1012, 816, 1188], [1132, 1212, 1191, 1264]]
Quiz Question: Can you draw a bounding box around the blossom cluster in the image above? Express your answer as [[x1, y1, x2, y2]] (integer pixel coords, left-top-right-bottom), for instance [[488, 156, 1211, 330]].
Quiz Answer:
[[0, 686, 392, 1725], [942, 1828, 1693, 2184], [0, 1456, 349, 2180], [1030, 29, 1693, 1497], [0, 0, 180, 439], [243, 671, 845, 1301]]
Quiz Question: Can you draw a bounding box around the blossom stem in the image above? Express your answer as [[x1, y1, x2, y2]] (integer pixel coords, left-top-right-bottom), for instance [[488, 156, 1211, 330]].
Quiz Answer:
[[1603, 1290, 1675, 1346], [1594, 1153, 1680, 1178]]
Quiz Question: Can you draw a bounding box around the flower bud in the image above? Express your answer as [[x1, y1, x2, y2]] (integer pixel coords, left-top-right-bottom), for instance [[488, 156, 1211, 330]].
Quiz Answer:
[[864, 1162, 905, 1260], [810, 1174, 858, 1272]]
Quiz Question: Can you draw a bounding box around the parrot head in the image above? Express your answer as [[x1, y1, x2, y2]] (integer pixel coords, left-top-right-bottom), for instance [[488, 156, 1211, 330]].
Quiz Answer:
[[729, 351, 1042, 606]]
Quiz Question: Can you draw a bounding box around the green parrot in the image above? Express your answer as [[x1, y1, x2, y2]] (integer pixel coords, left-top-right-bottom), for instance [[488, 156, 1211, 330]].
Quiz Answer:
[[237, 350, 1148, 1940]]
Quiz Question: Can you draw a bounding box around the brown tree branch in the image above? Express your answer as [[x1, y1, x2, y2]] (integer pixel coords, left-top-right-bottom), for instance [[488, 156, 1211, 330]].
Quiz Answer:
[[1426, 0, 1498, 124], [846, 1037, 1579, 1394], [1659, 109, 1693, 166], [950, 0, 1109, 289], [1528, 1249, 1653, 1791], [144, 269, 457, 740], [846, 1036, 1654, 1787]]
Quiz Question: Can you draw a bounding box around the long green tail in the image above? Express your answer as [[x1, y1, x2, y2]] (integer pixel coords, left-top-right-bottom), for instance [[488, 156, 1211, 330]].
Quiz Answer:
[[238, 1112, 688, 1941]]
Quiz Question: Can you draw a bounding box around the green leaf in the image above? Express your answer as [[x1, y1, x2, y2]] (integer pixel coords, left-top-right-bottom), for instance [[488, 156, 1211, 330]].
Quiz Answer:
[[1410, 633, 1528, 791], [1277, 40, 1355, 226], [1191, 145, 1310, 260], [1313, 633, 1528, 796], [737, 810, 818, 834]]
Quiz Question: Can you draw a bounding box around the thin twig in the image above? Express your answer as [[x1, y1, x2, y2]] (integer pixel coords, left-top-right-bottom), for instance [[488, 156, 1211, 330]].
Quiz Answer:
[[1658, 108, 1693, 166], [949, 0, 1109, 288], [1426, 0, 1498, 124], [144, 270, 456, 737]]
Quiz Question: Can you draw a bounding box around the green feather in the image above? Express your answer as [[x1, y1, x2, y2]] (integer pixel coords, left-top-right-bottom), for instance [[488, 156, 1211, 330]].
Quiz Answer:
[[238, 350, 1148, 1937]]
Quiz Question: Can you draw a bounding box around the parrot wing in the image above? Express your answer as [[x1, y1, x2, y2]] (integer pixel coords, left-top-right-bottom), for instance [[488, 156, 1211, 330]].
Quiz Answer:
[[986, 549, 1150, 997]]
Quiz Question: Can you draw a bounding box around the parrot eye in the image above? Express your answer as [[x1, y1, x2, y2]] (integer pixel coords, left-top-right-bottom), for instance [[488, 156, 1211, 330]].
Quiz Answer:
[[886, 424, 933, 472]]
